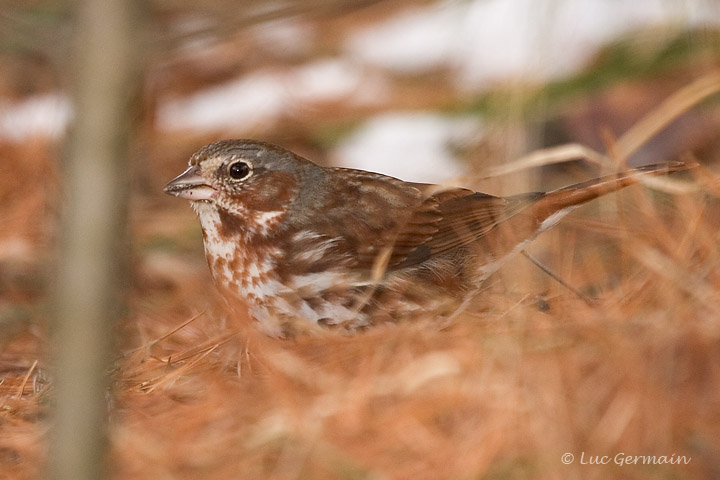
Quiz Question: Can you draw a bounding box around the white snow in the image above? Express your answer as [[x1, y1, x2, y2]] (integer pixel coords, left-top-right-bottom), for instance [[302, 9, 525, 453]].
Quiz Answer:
[[157, 58, 386, 133], [0, 94, 72, 141], [157, 71, 287, 132], [292, 59, 366, 102], [346, 0, 720, 89], [331, 112, 481, 183], [1, 0, 717, 141]]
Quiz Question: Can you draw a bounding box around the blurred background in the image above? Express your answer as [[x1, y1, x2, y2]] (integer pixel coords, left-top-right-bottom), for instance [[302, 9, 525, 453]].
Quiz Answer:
[[1, 1, 720, 479]]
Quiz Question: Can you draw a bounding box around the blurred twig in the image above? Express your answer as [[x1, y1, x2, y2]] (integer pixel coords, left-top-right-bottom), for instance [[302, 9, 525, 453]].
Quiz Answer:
[[50, 1, 141, 479]]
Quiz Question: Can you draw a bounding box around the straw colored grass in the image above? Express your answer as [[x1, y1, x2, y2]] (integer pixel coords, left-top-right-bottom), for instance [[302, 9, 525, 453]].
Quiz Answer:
[[109, 224, 720, 479], [7, 167, 718, 480]]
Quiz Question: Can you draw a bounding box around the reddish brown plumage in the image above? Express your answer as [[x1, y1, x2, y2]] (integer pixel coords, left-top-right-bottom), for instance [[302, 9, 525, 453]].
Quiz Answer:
[[164, 139, 692, 336]]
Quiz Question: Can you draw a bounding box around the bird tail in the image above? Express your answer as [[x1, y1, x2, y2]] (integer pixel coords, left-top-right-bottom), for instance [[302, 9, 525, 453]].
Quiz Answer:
[[531, 161, 695, 227]]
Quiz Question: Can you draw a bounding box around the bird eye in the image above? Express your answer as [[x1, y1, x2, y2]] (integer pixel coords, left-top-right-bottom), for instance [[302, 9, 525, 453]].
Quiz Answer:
[[228, 161, 251, 180]]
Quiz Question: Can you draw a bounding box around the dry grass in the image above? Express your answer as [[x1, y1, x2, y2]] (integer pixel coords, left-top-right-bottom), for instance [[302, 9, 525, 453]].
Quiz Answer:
[[2, 139, 719, 479], [115, 211, 720, 480]]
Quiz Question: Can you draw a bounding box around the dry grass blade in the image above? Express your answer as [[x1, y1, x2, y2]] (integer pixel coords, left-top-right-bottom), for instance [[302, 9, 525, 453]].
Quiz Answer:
[[122, 310, 208, 358], [521, 250, 594, 305], [481, 143, 610, 178], [16, 359, 38, 399], [632, 245, 720, 317], [150, 311, 208, 346], [143, 344, 220, 394], [689, 159, 720, 197], [481, 71, 720, 183], [160, 333, 238, 364], [636, 174, 699, 194], [615, 71, 720, 161]]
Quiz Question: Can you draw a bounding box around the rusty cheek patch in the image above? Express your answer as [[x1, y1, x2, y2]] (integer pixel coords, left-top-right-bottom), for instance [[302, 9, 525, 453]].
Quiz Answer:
[[242, 171, 297, 212]]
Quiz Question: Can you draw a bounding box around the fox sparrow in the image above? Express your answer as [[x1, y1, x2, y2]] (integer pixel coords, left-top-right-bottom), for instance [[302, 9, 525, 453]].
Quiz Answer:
[[164, 139, 689, 336]]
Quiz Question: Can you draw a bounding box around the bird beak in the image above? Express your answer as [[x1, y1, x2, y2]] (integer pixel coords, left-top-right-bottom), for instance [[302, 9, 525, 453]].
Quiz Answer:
[[163, 165, 216, 201]]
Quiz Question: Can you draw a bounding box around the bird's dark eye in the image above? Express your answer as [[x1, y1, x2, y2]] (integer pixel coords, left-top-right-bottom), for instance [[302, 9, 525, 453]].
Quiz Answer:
[[228, 161, 251, 180]]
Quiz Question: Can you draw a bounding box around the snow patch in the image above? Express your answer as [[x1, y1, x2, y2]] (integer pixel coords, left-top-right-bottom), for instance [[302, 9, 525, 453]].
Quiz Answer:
[[332, 112, 482, 183]]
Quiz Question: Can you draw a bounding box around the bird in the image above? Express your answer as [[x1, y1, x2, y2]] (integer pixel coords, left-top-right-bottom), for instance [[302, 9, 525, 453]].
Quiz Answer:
[[164, 139, 691, 337]]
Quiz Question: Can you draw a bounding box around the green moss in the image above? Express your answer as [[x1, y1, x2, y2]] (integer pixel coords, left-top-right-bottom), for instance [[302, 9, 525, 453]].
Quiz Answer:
[[456, 29, 720, 121], [310, 120, 364, 150]]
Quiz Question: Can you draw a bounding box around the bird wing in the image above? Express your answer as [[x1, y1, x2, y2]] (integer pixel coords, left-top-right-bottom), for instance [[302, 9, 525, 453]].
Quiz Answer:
[[300, 169, 540, 274], [386, 186, 543, 269]]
